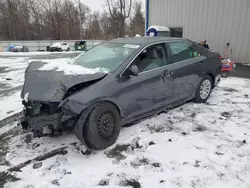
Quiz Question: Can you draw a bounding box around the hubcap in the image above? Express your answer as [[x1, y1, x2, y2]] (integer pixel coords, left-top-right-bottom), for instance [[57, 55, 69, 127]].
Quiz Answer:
[[97, 112, 115, 140], [200, 79, 211, 99]]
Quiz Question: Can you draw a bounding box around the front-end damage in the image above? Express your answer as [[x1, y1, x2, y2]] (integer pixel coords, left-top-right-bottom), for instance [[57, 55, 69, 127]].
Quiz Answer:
[[20, 100, 78, 137], [19, 61, 107, 138]]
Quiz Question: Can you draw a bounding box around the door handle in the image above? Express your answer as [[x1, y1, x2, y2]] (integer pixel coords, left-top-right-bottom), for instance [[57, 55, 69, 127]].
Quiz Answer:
[[161, 71, 173, 79], [165, 71, 173, 77]]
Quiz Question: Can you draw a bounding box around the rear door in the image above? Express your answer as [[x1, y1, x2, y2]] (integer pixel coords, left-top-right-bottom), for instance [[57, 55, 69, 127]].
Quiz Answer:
[[167, 40, 206, 103], [116, 43, 173, 120]]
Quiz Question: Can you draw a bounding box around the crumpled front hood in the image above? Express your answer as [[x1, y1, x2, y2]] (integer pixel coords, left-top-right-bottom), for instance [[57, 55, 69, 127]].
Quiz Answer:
[[21, 61, 107, 102]]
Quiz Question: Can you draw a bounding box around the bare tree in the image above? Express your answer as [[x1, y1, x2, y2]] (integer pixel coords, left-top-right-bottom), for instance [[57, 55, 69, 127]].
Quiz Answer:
[[106, 0, 132, 37], [38, 0, 68, 39], [85, 12, 102, 39], [129, 1, 145, 36], [0, 0, 144, 41]]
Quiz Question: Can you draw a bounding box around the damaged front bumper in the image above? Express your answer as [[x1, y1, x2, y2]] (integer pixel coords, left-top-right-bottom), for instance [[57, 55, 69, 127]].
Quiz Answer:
[[20, 113, 61, 137], [19, 100, 76, 137]]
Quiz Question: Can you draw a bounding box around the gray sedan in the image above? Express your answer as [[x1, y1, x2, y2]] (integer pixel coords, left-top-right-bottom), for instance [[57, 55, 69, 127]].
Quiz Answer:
[[20, 37, 221, 150]]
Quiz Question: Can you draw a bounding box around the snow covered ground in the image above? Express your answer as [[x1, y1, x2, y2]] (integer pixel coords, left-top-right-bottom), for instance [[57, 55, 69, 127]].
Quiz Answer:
[[0, 76, 249, 188], [0, 51, 79, 57]]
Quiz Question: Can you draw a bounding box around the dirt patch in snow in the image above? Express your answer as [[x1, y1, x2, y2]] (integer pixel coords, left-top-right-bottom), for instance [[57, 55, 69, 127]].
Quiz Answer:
[[98, 179, 110, 186], [120, 179, 141, 188], [221, 112, 231, 118], [221, 87, 239, 92], [0, 126, 21, 167], [192, 125, 207, 132], [0, 172, 20, 187], [105, 137, 144, 161], [105, 144, 130, 160]]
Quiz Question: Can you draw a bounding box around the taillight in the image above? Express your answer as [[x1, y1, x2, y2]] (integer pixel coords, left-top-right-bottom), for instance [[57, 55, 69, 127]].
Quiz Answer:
[[219, 56, 222, 60]]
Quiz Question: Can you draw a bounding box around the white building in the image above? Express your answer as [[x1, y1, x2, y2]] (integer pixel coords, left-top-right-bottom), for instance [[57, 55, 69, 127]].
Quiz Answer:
[[145, 0, 250, 64]]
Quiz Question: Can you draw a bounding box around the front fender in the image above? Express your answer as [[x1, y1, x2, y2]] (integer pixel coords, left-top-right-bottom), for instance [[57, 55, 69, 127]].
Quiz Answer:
[[73, 102, 99, 148], [61, 96, 123, 117]]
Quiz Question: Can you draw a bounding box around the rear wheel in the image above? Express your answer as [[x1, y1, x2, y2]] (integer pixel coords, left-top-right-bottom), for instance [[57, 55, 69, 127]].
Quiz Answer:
[[221, 71, 229, 78], [83, 102, 121, 150], [58, 48, 62, 52], [194, 75, 212, 103], [66, 48, 70, 51]]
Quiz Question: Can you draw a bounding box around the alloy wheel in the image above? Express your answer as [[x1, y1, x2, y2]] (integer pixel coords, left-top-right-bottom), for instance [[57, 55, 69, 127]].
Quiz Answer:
[[200, 79, 211, 99]]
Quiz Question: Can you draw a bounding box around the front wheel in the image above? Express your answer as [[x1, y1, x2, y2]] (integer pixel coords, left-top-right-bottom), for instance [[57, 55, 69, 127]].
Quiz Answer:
[[83, 102, 121, 150], [194, 75, 213, 103]]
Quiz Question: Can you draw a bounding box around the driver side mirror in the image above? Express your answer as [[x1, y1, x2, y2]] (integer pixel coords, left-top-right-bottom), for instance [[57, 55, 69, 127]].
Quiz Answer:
[[129, 65, 139, 76]]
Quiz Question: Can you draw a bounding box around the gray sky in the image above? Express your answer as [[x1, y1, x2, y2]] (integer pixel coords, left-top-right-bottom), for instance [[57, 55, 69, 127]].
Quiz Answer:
[[83, 0, 145, 12]]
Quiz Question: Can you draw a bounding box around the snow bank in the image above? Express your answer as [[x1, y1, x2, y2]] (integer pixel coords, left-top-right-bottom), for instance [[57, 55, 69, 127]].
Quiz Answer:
[[0, 51, 79, 56]]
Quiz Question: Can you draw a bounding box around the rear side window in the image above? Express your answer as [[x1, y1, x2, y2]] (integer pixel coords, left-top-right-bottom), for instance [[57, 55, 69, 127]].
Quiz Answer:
[[62, 43, 68, 45], [169, 41, 199, 63]]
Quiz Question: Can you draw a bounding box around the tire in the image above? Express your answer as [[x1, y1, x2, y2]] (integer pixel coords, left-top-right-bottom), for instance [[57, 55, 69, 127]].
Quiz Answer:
[[83, 102, 121, 150], [221, 71, 229, 78], [66, 48, 70, 51], [58, 48, 62, 52], [194, 75, 213, 103]]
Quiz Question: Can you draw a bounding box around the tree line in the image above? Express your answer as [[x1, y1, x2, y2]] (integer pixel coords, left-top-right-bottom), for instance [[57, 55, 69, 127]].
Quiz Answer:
[[0, 0, 145, 40]]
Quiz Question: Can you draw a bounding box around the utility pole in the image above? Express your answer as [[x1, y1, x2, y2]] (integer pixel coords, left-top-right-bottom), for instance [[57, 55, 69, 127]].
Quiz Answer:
[[78, 0, 83, 40]]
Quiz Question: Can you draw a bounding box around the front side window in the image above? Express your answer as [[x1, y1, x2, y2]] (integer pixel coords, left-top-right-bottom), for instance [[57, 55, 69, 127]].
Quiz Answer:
[[169, 41, 198, 63], [131, 43, 168, 73], [74, 42, 139, 72]]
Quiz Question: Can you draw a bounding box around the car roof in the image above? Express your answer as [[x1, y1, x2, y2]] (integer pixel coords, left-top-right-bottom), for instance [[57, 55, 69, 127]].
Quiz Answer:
[[108, 37, 183, 45]]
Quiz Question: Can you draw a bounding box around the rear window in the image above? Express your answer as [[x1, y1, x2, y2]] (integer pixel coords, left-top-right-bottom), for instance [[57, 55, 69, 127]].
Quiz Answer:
[[169, 41, 199, 63]]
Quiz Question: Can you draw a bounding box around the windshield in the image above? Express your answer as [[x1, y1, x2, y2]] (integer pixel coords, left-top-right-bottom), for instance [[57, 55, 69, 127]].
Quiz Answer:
[[74, 42, 140, 72]]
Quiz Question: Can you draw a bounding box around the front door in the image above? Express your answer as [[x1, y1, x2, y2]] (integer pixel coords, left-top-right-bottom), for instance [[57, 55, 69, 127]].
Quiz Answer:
[[167, 40, 205, 103], [115, 43, 173, 120]]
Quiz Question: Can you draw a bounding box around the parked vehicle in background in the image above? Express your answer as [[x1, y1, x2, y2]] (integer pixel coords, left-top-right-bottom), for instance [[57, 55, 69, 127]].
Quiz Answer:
[[7, 45, 29, 52], [20, 37, 222, 150], [7, 45, 16, 52], [50, 42, 70, 52], [74, 41, 87, 51], [12, 45, 29, 52], [221, 57, 236, 78]]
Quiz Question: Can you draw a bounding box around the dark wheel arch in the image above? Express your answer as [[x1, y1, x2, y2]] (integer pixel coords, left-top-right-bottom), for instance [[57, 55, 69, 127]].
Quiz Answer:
[[206, 73, 215, 88]]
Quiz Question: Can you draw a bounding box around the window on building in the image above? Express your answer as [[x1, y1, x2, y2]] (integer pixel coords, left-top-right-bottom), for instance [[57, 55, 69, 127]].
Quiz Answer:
[[170, 27, 183, 38], [169, 41, 199, 63]]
